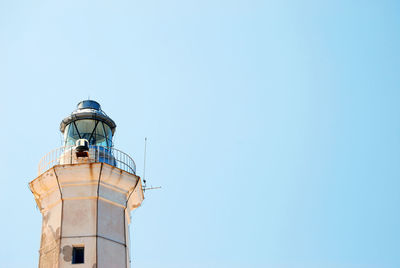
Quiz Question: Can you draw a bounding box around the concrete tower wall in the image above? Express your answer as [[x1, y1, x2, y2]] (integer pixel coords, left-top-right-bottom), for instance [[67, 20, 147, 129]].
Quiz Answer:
[[30, 163, 144, 268]]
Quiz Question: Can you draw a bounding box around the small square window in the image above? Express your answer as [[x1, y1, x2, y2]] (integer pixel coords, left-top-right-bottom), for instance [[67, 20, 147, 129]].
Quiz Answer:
[[72, 247, 84, 264]]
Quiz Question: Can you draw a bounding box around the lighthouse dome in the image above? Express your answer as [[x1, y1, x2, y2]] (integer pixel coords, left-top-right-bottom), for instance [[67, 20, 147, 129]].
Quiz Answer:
[[60, 100, 116, 147]]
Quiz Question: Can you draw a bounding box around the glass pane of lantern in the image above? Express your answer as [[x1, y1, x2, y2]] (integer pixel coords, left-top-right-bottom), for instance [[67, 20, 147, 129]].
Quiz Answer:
[[103, 123, 113, 147], [65, 122, 81, 146], [64, 124, 70, 145], [75, 120, 97, 141], [94, 122, 107, 146]]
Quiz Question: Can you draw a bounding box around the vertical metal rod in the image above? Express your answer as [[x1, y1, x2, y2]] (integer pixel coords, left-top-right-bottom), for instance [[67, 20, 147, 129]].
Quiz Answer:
[[143, 137, 147, 181]]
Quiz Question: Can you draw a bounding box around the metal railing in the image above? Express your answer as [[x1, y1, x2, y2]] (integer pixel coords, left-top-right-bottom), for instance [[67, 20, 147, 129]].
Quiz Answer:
[[38, 145, 136, 176]]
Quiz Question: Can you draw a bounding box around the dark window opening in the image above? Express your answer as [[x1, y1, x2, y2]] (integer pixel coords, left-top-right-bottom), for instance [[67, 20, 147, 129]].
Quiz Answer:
[[72, 247, 84, 264]]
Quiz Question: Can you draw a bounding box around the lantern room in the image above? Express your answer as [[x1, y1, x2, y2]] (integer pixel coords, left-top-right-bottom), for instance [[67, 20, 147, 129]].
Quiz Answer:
[[60, 100, 116, 147]]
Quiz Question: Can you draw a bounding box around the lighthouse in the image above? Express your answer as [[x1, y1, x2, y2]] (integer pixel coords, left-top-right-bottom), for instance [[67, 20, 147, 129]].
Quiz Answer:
[[29, 100, 144, 268]]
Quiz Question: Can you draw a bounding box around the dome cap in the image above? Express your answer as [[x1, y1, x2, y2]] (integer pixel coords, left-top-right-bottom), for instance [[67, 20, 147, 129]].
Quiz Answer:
[[77, 100, 101, 110], [60, 100, 116, 134]]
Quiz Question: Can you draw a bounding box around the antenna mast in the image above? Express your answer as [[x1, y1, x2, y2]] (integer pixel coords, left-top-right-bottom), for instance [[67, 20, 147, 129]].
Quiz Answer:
[[141, 137, 161, 192], [143, 137, 147, 188]]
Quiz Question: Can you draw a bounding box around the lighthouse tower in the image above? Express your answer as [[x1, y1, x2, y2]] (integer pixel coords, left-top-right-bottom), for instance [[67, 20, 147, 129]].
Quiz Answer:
[[29, 100, 144, 268]]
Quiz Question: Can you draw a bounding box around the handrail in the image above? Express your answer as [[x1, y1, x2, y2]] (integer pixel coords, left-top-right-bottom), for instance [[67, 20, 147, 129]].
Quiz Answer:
[[38, 146, 136, 176]]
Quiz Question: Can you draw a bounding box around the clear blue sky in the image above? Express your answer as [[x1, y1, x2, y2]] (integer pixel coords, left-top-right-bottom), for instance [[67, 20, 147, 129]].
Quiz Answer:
[[0, 0, 399, 267]]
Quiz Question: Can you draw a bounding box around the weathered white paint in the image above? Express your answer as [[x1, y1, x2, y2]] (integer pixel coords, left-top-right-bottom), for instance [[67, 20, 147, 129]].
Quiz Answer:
[[30, 162, 144, 268]]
